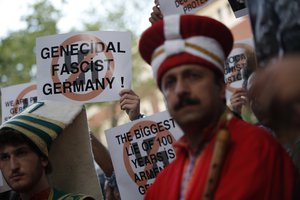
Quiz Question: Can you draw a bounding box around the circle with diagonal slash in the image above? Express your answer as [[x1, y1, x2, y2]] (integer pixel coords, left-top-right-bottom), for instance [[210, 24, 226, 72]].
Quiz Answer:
[[123, 120, 176, 188], [51, 34, 115, 101], [12, 84, 37, 117]]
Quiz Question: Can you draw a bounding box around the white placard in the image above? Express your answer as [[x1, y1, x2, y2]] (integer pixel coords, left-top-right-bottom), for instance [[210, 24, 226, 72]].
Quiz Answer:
[[1, 82, 38, 123], [105, 110, 183, 200], [225, 38, 256, 101], [159, 0, 216, 16], [36, 31, 131, 104]]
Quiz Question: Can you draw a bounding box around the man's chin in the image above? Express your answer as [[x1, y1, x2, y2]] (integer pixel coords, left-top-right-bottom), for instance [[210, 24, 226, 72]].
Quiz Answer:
[[174, 113, 203, 127], [9, 181, 30, 193]]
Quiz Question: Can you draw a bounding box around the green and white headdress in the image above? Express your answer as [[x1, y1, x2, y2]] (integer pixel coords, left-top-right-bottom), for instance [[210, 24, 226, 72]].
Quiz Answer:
[[0, 100, 83, 157]]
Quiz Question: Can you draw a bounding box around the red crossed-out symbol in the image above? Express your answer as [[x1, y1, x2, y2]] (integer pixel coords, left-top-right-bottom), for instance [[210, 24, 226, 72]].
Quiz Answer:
[[123, 120, 176, 187], [12, 84, 37, 116], [51, 34, 115, 101]]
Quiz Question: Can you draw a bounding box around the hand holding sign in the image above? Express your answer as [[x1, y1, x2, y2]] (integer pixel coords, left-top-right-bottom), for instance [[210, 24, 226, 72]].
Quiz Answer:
[[149, 3, 163, 24], [119, 89, 141, 121]]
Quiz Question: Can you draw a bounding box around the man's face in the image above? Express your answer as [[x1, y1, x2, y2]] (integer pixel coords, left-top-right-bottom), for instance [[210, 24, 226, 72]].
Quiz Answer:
[[0, 143, 48, 192], [161, 64, 225, 131]]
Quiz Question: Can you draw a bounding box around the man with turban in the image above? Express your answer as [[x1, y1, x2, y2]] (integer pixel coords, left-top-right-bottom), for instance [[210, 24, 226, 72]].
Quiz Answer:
[[139, 14, 299, 199]]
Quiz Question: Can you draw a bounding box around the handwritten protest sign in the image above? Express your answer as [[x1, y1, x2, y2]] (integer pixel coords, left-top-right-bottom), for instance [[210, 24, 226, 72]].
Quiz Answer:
[[1, 82, 38, 123], [105, 111, 183, 200], [224, 38, 256, 101], [159, 0, 215, 16], [36, 31, 131, 103]]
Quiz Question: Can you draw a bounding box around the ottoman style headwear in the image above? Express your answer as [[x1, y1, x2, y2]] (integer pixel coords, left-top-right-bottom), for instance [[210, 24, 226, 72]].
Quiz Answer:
[[139, 14, 234, 87]]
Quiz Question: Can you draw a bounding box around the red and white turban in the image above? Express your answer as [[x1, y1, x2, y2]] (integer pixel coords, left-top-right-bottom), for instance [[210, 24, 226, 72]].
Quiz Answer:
[[139, 14, 233, 87]]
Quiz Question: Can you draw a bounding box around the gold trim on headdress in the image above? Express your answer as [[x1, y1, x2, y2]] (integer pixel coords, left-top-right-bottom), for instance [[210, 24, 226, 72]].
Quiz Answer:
[[152, 41, 223, 67], [2, 123, 48, 157]]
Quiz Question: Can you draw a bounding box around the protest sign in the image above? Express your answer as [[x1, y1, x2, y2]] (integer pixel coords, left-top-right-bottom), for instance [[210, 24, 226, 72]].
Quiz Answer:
[[228, 0, 248, 18], [1, 82, 38, 123], [36, 31, 131, 103], [105, 110, 183, 200], [159, 0, 215, 16], [224, 38, 256, 100]]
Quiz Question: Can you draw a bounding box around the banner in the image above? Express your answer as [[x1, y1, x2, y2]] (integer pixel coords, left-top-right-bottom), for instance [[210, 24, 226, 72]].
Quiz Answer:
[[105, 111, 183, 199], [36, 31, 131, 103], [224, 38, 256, 100], [1, 82, 38, 123], [159, 0, 215, 16]]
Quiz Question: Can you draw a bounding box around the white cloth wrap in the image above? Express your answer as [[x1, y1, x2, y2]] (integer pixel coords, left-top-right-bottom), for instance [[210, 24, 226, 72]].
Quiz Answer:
[[151, 36, 225, 81]]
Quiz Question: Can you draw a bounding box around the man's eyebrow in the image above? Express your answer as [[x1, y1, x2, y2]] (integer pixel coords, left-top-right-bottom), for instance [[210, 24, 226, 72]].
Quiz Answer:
[[0, 145, 30, 154], [14, 146, 30, 152]]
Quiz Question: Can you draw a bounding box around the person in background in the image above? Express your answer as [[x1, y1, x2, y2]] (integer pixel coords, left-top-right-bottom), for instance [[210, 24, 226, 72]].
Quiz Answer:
[[228, 45, 257, 123], [90, 132, 120, 200], [0, 101, 94, 200], [244, 69, 274, 130], [229, 71, 260, 123], [138, 14, 299, 199], [255, 55, 300, 172]]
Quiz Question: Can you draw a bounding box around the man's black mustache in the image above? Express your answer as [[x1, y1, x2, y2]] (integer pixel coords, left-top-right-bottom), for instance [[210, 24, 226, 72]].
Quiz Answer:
[[174, 96, 200, 111]]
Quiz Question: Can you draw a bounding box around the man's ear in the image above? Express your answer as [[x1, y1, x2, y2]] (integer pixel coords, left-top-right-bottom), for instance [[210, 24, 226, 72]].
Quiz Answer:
[[217, 79, 226, 100], [40, 156, 49, 168]]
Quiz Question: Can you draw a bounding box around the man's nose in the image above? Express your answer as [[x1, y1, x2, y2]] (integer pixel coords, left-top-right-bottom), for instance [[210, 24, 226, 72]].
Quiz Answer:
[[10, 156, 20, 170], [175, 78, 189, 96]]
